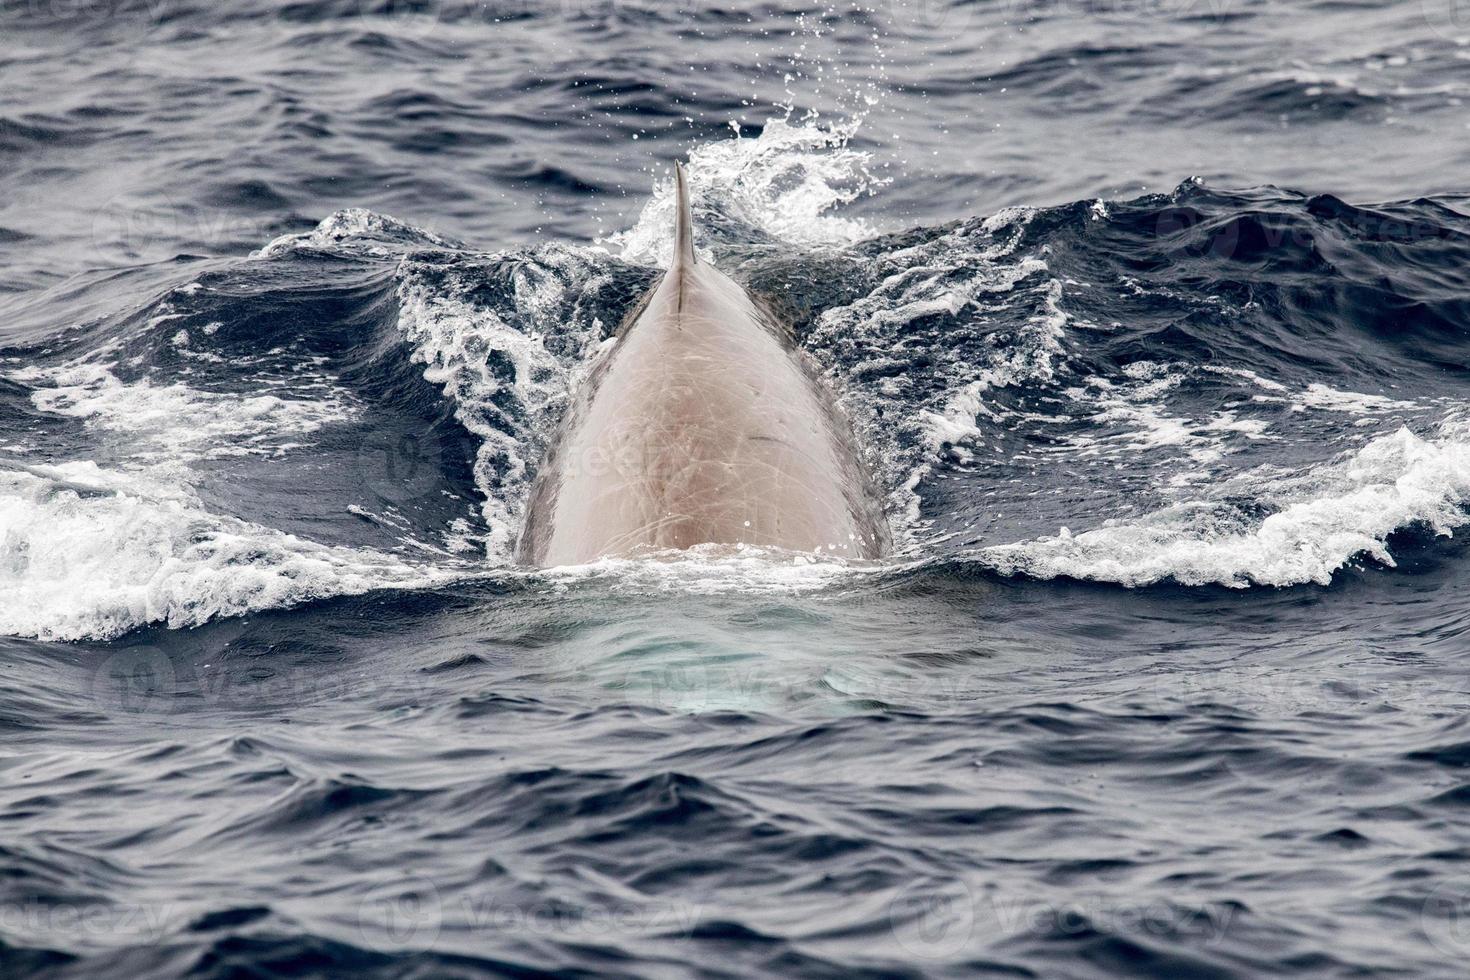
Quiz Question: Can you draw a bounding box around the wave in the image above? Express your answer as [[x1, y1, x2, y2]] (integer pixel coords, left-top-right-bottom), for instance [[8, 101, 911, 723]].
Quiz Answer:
[[606, 116, 886, 266], [0, 463, 449, 642], [977, 416, 1470, 588], [7, 115, 1470, 642], [11, 362, 355, 462]]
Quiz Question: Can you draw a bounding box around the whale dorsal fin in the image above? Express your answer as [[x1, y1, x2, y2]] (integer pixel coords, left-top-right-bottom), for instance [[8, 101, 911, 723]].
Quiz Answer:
[[672, 161, 696, 269]]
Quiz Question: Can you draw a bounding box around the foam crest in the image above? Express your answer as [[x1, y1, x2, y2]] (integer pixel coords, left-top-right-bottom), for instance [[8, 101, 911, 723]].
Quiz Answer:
[[1055, 361, 1273, 469], [13, 363, 355, 462], [253, 208, 460, 259], [1294, 383, 1419, 414], [804, 211, 1065, 541], [0, 463, 446, 641], [608, 117, 885, 266], [393, 247, 612, 557], [914, 269, 1067, 455], [981, 417, 1470, 588], [3, 352, 413, 641]]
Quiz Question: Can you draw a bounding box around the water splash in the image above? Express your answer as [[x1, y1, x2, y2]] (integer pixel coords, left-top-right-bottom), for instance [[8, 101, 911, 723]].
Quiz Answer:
[[980, 414, 1470, 588], [608, 116, 887, 266]]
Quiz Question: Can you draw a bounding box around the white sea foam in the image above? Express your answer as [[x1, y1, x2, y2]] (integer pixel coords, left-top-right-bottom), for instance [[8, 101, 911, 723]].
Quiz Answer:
[[13, 363, 355, 462], [393, 249, 609, 558], [0, 463, 449, 642], [608, 116, 885, 266], [1055, 362, 1274, 466], [252, 207, 459, 259], [1201, 364, 1290, 392], [1293, 382, 1418, 414], [1, 357, 386, 640], [1202, 366, 1418, 417], [981, 417, 1470, 588], [797, 201, 1064, 543], [920, 265, 1067, 446]]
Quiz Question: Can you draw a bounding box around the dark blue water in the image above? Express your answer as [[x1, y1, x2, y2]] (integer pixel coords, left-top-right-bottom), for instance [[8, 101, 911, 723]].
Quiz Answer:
[[5, 1, 1470, 976]]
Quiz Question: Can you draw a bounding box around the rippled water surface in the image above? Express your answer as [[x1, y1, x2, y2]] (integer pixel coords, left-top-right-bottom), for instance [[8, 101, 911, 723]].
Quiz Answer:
[[5, 1, 1470, 976]]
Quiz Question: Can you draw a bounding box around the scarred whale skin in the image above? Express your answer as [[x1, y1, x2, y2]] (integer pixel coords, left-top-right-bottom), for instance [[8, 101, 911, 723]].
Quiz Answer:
[[516, 163, 888, 567]]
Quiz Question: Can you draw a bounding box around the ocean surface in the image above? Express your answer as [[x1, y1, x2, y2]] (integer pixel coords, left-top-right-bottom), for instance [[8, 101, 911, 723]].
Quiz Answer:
[[4, 1, 1470, 976]]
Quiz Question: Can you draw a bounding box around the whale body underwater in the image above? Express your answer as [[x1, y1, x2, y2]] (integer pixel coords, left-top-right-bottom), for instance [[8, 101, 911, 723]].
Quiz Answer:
[[516, 164, 889, 567]]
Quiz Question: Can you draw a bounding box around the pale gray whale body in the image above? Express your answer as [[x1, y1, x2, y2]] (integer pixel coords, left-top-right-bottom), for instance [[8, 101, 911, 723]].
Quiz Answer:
[[516, 164, 888, 567]]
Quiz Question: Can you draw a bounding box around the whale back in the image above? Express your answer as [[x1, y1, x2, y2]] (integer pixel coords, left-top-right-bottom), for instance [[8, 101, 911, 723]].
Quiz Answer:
[[516, 164, 887, 566]]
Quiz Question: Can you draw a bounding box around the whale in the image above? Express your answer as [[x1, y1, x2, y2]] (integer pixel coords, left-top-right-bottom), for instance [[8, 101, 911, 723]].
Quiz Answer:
[[515, 163, 888, 567]]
